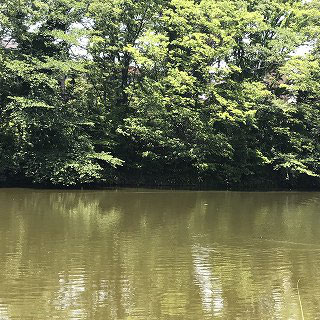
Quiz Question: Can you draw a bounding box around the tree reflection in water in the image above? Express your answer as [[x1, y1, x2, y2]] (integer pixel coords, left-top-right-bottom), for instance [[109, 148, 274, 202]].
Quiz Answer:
[[0, 190, 320, 319]]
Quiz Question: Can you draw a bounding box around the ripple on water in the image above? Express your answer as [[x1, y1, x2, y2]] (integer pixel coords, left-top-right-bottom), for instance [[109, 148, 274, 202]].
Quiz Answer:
[[1, 190, 320, 319]]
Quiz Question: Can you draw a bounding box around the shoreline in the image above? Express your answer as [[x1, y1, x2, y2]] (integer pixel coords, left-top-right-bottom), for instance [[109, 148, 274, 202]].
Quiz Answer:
[[1, 182, 320, 192]]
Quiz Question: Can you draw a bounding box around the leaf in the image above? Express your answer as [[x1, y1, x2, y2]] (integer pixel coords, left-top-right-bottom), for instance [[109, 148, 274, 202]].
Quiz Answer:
[[88, 152, 124, 167]]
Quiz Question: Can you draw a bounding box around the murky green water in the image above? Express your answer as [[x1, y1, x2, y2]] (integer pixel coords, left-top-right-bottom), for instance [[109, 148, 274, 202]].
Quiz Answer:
[[1, 189, 320, 319]]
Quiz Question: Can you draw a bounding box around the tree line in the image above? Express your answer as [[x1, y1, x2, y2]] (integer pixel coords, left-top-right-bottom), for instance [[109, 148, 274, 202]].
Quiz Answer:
[[1, 0, 320, 188]]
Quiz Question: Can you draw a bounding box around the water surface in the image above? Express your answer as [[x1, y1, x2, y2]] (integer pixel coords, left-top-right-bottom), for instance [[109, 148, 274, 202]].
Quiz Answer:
[[1, 189, 320, 319]]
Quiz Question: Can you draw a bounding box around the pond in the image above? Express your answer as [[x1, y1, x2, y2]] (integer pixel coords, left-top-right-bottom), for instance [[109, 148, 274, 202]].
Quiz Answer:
[[1, 189, 320, 319]]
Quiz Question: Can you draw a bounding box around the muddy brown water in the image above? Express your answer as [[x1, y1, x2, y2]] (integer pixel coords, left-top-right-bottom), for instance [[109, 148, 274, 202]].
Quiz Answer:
[[1, 189, 320, 319]]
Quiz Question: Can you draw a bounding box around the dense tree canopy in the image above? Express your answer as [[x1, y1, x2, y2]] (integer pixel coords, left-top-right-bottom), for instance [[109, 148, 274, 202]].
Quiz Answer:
[[1, 0, 320, 188]]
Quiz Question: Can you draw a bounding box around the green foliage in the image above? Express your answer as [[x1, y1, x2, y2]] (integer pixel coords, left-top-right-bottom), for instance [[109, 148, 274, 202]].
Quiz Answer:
[[1, 0, 320, 188]]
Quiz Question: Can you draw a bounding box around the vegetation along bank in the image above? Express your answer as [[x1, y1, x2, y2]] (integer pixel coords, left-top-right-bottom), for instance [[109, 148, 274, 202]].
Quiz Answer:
[[1, 0, 320, 189]]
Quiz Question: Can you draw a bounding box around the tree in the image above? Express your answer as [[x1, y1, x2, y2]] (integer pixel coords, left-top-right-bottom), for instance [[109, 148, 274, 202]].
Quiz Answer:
[[0, 0, 122, 186], [1, 0, 320, 188]]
